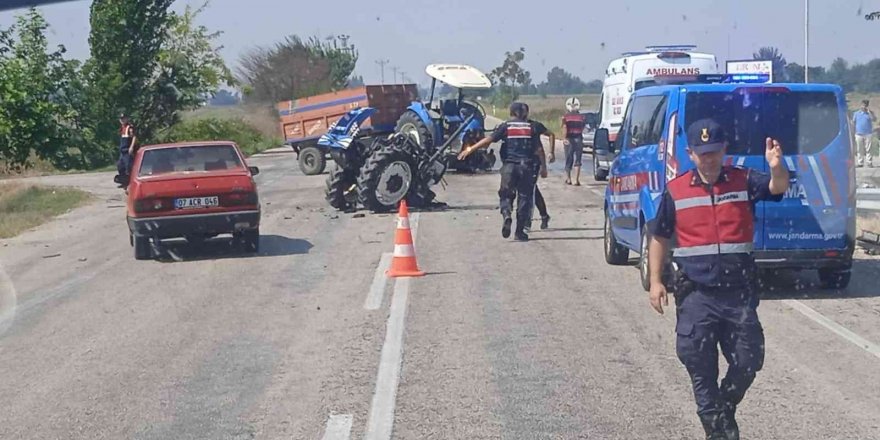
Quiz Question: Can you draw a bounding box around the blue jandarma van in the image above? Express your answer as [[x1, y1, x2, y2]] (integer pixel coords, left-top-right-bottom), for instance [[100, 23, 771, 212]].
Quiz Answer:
[[598, 78, 856, 290]]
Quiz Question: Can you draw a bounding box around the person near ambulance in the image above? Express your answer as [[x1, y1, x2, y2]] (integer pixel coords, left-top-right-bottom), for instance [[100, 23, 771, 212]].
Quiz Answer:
[[115, 114, 138, 188], [561, 97, 586, 185], [459, 102, 548, 241], [853, 99, 875, 168], [647, 119, 789, 439]]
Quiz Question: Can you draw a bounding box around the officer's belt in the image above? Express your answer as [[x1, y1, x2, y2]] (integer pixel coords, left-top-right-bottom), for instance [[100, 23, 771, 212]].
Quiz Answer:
[[503, 158, 535, 165]]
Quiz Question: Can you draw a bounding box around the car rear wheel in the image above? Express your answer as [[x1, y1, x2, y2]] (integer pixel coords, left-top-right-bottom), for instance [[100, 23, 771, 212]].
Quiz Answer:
[[133, 235, 152, 260], [818, 267, 851, 289], [241, 229, 260, 253], [604, 210, 629, 265]]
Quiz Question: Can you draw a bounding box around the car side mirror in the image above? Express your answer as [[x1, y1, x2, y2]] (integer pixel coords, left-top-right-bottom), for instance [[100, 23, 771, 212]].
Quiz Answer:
[[594, 128, 611, 153], [248, 166, 260, 175]]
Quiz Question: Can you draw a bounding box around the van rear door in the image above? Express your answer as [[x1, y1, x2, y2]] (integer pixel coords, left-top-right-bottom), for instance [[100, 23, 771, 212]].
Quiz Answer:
[[759, 87, 851, 252]]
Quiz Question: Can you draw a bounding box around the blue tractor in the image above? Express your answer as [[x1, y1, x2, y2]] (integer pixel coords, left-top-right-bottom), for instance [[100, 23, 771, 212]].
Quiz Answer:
[[320, 64, 495, 213]]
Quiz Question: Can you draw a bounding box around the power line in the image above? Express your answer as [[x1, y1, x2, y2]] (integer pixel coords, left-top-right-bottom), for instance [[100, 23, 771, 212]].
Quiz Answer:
[[376, 59, 390, 84]]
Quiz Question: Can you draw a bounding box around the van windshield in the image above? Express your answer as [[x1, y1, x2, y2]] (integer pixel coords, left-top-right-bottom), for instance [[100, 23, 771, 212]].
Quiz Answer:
[[684, 90, 841, 155]]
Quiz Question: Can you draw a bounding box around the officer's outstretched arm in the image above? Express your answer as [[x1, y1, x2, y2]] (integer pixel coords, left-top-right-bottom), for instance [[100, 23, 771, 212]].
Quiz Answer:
[[458, 136, 493, 160], [535, 145, 548, 178]]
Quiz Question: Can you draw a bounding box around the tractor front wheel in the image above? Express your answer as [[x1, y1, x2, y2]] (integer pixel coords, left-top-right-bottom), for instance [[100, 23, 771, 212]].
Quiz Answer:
[[358, 140, 417, 213]]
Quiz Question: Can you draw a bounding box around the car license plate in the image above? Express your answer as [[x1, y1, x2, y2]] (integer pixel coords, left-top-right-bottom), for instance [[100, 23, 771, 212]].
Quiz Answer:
[[174, 196, 219, 209]]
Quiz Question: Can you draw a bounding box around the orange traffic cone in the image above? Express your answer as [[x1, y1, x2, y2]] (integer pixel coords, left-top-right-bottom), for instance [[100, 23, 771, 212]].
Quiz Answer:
[[386, 200, 425, 278]]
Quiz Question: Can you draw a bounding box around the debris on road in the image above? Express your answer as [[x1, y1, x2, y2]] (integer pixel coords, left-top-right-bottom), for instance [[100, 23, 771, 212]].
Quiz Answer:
[[353, 213, 366, 218], [78, 257, 88, 262], [42, 253, 61, 259], [857, 229, 880, 255]]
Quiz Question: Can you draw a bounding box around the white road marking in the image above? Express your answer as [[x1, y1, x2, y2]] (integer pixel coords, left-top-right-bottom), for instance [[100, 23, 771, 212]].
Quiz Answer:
[[321, 414, 353, 440], [409, 213, 419, 247], [363, 277, 410, 440], [784, 299, 880, 360], [364, 253, 392, 310]]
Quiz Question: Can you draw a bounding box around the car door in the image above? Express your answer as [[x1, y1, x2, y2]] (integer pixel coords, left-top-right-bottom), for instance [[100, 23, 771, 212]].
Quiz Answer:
[[608, 92, 670, 250]]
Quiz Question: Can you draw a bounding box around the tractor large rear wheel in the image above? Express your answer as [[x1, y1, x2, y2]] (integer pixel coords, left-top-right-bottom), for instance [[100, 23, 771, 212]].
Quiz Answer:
[[396, 111, 434, 152], [325, 163, 358, 211], [358, 140, 417, 213]]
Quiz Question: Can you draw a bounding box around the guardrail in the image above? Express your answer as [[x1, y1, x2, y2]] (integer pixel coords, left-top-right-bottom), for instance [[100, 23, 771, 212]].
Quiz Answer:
[[857, 188, 880, 213]]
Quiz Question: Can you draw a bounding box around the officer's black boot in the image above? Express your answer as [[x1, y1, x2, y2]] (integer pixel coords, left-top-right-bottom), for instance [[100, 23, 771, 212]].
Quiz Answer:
[[540, 215, 550, 229], [501, 216, 512, 238], [720, 403, 740, 440], [699, 414, 727, 440]]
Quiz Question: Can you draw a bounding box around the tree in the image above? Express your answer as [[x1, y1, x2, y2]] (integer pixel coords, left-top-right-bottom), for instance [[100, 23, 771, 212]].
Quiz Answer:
[[540, 66, 588, 95], [349, 74, 364, 87], [0, 9, 77, 170], [584, 79, 602, 93], [142, 2, 235, 140], [237, 35, 358, 103], [84, 0, 175, 158], [209, 89, 240, 106], [489, 47, 530, 102], [753, 46, 788, 82]]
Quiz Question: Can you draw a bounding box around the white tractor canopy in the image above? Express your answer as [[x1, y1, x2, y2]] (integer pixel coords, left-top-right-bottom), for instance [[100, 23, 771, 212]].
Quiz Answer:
[[425, 64, 492, 89]]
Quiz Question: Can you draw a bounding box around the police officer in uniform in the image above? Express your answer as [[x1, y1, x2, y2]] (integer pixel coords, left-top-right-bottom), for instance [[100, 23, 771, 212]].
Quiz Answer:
[[647, 119, 789, 440], [115, 113, 138, 188], [561, 97, 586, 185], [459, 102, 548, 241]]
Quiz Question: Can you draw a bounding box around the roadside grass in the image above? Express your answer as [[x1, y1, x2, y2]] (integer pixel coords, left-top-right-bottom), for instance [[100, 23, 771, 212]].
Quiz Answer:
[[0, 183, 91, 239]]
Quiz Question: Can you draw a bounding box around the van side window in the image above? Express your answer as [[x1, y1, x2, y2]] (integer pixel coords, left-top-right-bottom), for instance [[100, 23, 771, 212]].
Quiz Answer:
[[625, 95, 668, 150]]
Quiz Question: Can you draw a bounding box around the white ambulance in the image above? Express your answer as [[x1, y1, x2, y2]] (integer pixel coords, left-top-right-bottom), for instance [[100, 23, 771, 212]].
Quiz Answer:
[[593, 45, 720, 180]]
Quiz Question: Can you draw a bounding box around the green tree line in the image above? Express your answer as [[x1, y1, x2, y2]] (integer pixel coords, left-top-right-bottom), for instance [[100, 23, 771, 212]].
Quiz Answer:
[[0, 1, 231, 172]]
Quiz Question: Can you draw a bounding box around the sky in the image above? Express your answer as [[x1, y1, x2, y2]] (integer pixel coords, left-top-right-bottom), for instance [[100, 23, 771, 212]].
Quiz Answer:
[[1, 0, 878, 89]]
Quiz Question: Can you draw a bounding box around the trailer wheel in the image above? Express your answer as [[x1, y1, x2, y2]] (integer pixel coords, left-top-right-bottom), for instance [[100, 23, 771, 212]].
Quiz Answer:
[[298, 145, 326, 175]]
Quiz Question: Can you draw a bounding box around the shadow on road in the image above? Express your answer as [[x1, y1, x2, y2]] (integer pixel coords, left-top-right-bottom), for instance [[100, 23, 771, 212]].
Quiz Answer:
[[155, 234, 313, 263], [527, 235, 603, 242], [544, 227, 603, 232], [758, 257, 880, 300]]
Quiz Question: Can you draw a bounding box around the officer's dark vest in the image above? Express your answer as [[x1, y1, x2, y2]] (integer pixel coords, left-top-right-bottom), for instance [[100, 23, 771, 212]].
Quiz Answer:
[[120, 124, 134, 152], [503, 120, 535, 162], [667, 166, 755, 288], [562, 112, 586, 137]]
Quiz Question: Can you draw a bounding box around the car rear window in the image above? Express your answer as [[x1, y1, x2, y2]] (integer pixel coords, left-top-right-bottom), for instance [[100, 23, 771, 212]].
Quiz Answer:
[[684, 90, 841, 155], [138, 145, 243, 177]]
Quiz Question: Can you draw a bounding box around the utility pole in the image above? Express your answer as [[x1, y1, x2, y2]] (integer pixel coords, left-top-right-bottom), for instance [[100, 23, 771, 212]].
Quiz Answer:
[[376, 59, 389, 84], [338, 34, 350, 48], [391, 66, 399, 84], [805, 0, 809, 83]]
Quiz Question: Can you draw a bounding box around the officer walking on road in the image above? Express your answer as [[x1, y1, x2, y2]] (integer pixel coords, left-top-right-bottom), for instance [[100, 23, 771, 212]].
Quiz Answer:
[[459, 102, 548, 241], [647, 119, 789, 440], [524, 103, 556, 232], [115, 113, 138, 189]]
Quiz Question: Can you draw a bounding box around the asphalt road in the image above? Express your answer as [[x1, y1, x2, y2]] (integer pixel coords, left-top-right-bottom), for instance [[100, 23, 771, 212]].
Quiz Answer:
[[2, 145, 880, 440]]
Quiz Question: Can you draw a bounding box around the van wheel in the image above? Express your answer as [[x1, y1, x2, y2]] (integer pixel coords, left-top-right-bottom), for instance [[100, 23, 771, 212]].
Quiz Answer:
[[593, 152, 608, 181], [604, 210, 629, 265], [639, 223, 651, 291], [818, 268, 851, 289]]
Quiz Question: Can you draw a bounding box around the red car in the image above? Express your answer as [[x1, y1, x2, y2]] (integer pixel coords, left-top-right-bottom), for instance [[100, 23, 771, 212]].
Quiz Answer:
[[126, 141, 261, 260]]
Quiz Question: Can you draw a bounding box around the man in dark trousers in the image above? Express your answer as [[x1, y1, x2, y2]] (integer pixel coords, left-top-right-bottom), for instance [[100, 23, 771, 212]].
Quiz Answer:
[[647, 119, 789, 440], [114, 113, 138, 189], [459, 102, 547, 241], [561, 97, 586, 185]]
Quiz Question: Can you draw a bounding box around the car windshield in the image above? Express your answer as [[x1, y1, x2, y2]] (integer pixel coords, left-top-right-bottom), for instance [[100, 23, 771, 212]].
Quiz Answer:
[[138, 145, 243, 177], [684, 90, 841, 155]]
